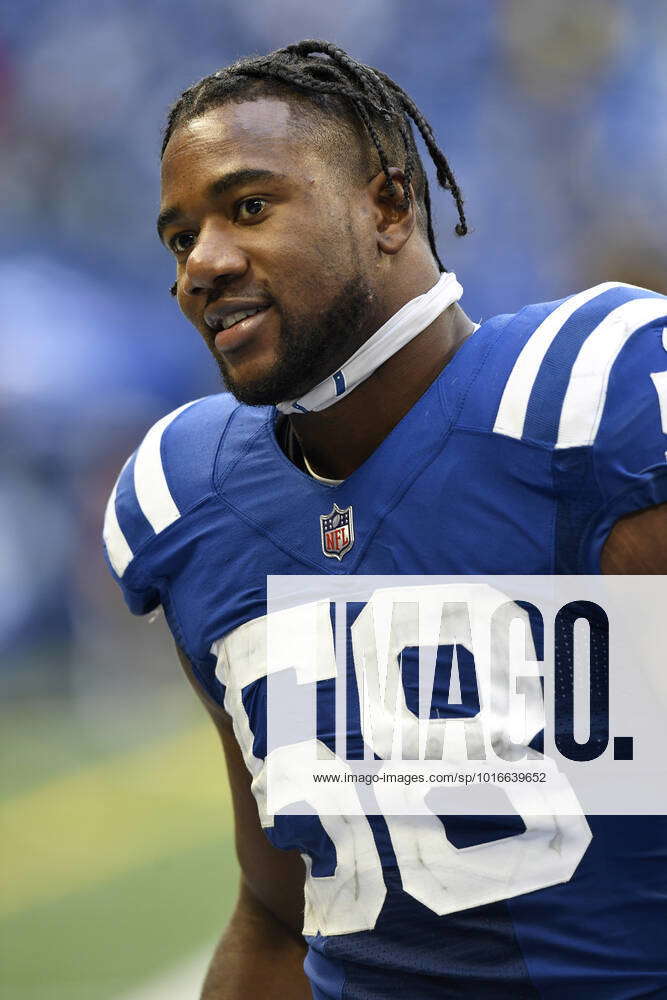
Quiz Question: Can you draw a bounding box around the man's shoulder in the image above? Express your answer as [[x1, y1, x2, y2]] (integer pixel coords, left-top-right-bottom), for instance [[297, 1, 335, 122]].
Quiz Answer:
[[102, 392, 266, 594], [455, 281, 667, 449]]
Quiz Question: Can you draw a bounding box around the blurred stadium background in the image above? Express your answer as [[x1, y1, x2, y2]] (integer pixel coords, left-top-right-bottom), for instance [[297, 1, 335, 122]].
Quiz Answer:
[[0, 1, 665, 997]]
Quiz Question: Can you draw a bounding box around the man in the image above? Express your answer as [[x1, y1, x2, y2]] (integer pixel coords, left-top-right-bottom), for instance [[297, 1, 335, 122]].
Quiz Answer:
[[103, 41, 667, 1000]]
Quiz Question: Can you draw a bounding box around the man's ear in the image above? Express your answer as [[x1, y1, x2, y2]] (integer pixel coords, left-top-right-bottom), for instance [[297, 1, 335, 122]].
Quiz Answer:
[[368, 167, 416, 255]]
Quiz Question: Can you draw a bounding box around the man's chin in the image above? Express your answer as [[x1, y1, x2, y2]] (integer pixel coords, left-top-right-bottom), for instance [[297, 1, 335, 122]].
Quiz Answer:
[[222, 383, 282, 407], [217, 360, 314, 407], [218, 370, 273, 406]]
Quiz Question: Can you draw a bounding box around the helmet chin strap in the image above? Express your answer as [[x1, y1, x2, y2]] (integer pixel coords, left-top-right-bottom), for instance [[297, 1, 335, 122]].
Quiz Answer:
[[275, 271, 464, 415]]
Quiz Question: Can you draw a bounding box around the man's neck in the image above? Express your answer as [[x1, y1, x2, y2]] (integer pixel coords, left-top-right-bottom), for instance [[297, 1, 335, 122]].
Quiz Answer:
[[288, 299, 475, 481]]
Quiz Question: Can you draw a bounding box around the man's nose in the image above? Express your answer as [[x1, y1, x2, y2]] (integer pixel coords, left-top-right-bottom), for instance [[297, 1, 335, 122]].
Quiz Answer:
[[183, 224, 248, 295]]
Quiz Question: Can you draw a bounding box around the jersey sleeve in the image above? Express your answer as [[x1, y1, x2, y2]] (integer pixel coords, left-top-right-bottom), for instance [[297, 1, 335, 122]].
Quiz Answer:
[[102, 395, 234, 615], [103, 451, 162, 615], [578, 315, 667, 570]]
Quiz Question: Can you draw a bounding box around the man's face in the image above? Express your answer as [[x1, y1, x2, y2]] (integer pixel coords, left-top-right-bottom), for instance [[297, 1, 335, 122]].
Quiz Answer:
[[159, 98, 381, 405]]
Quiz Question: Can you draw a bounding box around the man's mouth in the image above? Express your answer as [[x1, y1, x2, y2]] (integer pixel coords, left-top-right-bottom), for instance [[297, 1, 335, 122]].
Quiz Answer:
[[220, 306, 266, 330], [208, 304, 274, 354], [204, 301, 272, 334]]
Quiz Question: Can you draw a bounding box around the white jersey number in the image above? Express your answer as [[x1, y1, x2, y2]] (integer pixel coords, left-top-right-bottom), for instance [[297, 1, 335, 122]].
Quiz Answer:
[[212, 585, 591, 936]]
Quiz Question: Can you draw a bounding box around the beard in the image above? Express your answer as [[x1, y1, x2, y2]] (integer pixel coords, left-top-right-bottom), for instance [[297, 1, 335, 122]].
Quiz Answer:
[[215, 272, 375, 406]]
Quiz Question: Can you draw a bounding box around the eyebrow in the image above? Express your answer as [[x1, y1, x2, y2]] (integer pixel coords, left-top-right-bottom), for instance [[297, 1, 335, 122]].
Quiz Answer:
[[157, 168, 287, 244]]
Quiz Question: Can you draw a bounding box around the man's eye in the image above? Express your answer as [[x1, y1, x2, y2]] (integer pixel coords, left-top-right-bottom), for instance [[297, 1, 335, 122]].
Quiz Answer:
[[170, 232, 196, 254], [236, 197, 267, 221]]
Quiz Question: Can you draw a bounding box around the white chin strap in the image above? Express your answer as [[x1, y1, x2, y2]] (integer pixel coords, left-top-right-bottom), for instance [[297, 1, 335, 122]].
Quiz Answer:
[[275, 271, 464, 415]]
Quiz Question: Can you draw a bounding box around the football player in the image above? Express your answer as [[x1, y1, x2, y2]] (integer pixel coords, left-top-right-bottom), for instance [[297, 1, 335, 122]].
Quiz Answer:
[[104, 41, 667, 1000]]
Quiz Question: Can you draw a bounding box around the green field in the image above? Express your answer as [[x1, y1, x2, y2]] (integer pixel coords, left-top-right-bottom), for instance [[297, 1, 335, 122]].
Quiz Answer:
[[0, 700, 239, 999]]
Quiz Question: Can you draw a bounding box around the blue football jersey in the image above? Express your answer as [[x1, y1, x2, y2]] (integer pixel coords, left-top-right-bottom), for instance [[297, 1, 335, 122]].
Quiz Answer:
[[103, 282, 667, 999]]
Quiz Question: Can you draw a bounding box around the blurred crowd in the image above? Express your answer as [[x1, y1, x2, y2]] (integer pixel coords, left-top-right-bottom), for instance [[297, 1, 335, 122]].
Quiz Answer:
[[1, 0, 666, 696]]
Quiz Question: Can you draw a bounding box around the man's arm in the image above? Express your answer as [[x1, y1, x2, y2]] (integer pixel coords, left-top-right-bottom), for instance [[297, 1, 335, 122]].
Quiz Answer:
[[600, 502, 667, 573], [202, 874, 309, 1000], [175, 647, 311, 1000]]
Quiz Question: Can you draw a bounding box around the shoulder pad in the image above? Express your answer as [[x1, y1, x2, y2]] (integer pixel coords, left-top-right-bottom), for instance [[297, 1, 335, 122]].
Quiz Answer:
[[487, 282, 667, 449], [103, 393, 238, 581]]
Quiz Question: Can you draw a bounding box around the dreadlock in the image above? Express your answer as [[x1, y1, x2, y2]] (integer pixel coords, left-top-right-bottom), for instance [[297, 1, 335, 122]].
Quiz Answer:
[[162, 40, 468, 273]]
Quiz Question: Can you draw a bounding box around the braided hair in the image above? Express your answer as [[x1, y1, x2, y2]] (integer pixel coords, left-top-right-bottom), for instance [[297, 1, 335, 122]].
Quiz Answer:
[[162, 40, 467, 273]]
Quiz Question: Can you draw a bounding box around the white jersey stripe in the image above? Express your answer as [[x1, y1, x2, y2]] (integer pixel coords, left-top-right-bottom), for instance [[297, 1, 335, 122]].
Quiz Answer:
[[134, 399, 201, 534], [556, 299, 667, 448], [493, 282, 620, 440], [650, 371, 667, 434], [103, 459, 134, 578], [649, 327, 667, 434]]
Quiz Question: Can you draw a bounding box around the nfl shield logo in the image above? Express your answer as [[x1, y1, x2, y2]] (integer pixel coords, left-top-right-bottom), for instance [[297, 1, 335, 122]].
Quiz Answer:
[[320, 503, 355, 560]]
